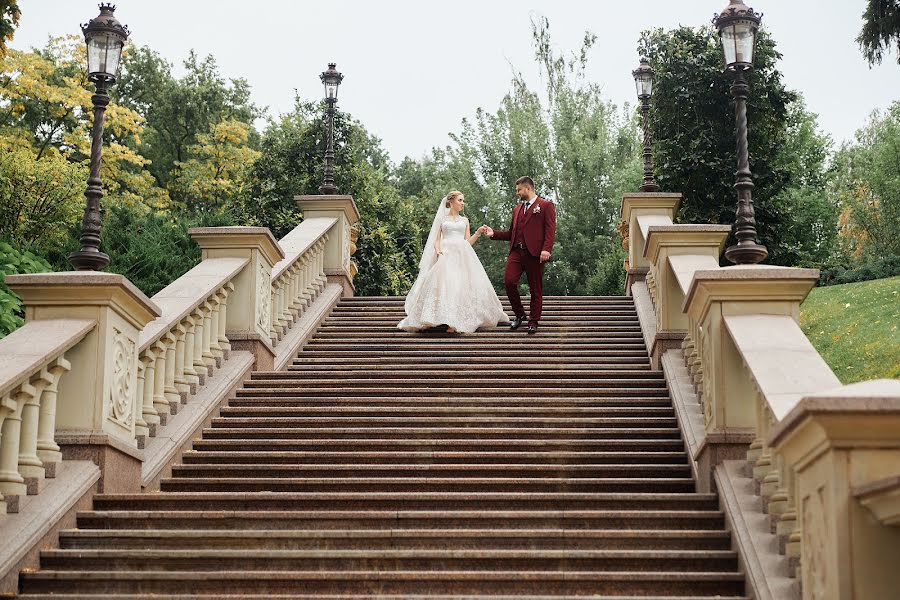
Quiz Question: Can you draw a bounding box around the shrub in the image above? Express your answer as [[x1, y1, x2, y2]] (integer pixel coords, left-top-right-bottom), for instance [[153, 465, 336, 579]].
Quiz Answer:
[[0, 240, 53, 337]]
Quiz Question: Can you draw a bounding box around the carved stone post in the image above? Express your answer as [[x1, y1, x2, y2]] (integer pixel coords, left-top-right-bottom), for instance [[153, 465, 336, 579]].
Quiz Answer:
[[189, 227, 285, 371], [6, 273, 160, 493], [619, 193, 682, 295], [295, 196, 360, 297]]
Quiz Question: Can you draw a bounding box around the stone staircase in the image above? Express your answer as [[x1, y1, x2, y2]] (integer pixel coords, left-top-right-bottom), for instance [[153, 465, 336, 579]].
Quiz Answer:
[[15, 295, 747, 598]]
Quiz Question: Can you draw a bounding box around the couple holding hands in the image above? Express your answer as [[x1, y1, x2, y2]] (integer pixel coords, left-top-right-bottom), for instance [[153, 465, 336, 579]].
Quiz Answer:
[[399, 176, 556, 335]]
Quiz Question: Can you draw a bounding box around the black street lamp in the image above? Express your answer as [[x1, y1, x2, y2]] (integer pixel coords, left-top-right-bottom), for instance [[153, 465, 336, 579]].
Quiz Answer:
[[69, 3, 129, 271], [632, 58, 660, 193], [318, 62, 343, 195], [714, 0, 768, 265]]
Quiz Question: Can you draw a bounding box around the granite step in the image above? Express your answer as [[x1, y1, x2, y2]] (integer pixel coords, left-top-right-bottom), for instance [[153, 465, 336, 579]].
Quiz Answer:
[[19, 595, 749, 600], [180, 450, 690, 466], [17, 569, 747, 595], [59, 528, 732, 551], [91, 492, 719, 512], [169, 464, 692, 478], [188, 438, 689, 452], [38, 548, 739, 573], [75, 509, 728, 531], [198, 427, 683, 441]]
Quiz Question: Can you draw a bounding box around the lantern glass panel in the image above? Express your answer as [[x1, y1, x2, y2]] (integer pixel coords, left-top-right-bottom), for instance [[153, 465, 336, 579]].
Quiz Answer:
[[86, 33, 123, 77], [324, 80, 339, 100], [720, 19, 756, 66], [634, 75, 653, 98]]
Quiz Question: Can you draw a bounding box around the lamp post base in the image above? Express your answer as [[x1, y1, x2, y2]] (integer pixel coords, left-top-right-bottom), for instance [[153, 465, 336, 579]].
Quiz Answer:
[[724, 242, 767, 265], [68, 249, 110, 271], [318, 184, 338, 195], [639, 183, 661, 193]]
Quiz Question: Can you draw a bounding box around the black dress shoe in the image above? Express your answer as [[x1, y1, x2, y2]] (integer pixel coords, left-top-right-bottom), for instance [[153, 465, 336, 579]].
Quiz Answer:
[[527, 324, 538, 334], [510, 316, 526, 330]]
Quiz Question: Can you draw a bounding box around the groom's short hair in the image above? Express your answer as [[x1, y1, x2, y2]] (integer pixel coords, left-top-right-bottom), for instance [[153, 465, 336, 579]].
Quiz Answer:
[[515, 176, 535, 189]]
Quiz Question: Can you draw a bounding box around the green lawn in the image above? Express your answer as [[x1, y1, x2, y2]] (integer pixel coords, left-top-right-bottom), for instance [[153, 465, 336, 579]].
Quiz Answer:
[[800, 276, 900, 383]]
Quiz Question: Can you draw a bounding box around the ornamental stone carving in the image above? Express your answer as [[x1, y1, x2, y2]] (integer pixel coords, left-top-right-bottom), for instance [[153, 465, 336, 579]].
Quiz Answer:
[[257, 262, 271, 334], [802, 485, 829, 600], [342, 220, 352, 270], [108, 326, 135, 428]]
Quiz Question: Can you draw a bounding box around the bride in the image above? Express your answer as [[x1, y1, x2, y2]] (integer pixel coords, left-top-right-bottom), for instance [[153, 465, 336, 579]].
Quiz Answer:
[[399, 191, 510, 333]]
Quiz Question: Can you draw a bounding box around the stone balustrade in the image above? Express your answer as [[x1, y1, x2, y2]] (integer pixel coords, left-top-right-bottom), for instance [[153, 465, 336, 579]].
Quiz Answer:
[[269, 217, 334, 346], [622, 191, 900, 599], [0, 198, 357, 515], [0, 320, 94, 513]]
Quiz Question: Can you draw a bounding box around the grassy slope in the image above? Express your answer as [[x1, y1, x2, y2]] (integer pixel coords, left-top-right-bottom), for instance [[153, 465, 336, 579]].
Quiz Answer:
[[800, 276, 900, 383]]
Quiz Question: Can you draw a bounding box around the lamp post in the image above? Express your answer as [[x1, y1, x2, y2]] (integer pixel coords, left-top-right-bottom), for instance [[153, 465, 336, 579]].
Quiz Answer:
[[714, 0, 768, 265], [318, 62, 343, 195], [633, 58, 660, 193], [69, 3, 129, 271]]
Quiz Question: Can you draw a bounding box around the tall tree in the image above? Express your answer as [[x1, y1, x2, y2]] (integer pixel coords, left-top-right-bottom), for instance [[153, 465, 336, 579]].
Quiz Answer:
[[116, 47, 261, 192], [639, 26, 833, 266], [831, 101, 900, 260], [858, 0, 900, 66], [397, 17, 641, 295], [238, 99, 423, 296], [0, 0, 18, 57]]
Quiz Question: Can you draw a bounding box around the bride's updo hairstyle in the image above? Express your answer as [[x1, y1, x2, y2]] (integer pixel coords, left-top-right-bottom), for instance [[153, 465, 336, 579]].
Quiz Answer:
[[445, 191, 463, 208]]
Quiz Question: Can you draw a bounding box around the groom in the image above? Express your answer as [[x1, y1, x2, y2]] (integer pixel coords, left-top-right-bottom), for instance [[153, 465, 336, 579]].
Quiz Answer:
[[483, 176, 556, 334]]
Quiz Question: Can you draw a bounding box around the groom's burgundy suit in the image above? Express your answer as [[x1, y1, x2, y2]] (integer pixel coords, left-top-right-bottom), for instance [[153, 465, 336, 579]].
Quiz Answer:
[[490, 197, 556, 325]]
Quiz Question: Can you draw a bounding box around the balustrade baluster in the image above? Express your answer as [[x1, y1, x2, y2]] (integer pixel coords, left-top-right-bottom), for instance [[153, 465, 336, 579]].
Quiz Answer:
[[173, 321, 189, 399], [209, 295, 223, 362], [182, 316, 200, 390], [18, 371, 52, 482], [217, 283, 233, 354], [200, 301, 216, 368], [163, 330, 181, 411], [151, 340, 170, 424], [140, 349, 159, 437], [191, 307, 207, 382], [0, 386, 32, 499], [36, 357, 70, 471]]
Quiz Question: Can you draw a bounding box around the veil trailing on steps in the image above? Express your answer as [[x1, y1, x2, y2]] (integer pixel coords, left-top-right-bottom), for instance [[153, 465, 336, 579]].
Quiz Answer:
[[404, 194, 450, 315]]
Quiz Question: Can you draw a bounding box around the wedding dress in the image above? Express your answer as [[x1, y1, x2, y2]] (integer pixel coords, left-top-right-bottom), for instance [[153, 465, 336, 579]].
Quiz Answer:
[[399, 198, 510, 333]]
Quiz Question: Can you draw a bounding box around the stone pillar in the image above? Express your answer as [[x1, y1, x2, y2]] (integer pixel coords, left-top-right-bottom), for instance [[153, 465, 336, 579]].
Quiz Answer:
[[619, 192, 682, 295], [642, 224, 731, 369], [6, 273, 160, 493], [188, 227, 285, 371], [771, 381, 900, 600], [295, 195, 361, 297], [682, 265, 820, 492]]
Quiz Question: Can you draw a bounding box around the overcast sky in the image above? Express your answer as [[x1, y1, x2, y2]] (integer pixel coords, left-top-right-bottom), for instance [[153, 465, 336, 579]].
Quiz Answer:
[[11, 1, 900, 163]]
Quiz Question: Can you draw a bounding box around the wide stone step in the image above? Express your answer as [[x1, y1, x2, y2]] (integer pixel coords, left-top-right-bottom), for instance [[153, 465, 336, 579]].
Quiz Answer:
[[251, 369, 661, 380], [59, 527, 732, 551], [76, 509, 728, 531], [18, 595, 750, 600], [18, 569, 746, 596], [169, 464, 692, 478], [230, 388, 670, 399], [91, 492, 718, 512], [208, 417, 679, 428], [38, 548, 739, 573], [288, 360, 652, 370], [188, 438, 688, 453], [158, 477, 696, 494], [199, 427, 683, 441], [320, 317, 640, 324], [226, 397, 674, 408], [315, 325, 643, 332], [297, 350, 650, 359], [180, 451, 690, 466], [216, 407, 677, 419]]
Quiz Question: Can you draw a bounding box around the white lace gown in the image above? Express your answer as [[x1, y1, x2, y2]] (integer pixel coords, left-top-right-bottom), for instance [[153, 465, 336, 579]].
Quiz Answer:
[[399, 216, 510, 333]]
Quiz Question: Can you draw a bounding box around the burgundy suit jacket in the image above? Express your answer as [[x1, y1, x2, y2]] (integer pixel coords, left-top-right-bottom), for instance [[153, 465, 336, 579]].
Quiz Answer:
[[491, 197, 557, 258]]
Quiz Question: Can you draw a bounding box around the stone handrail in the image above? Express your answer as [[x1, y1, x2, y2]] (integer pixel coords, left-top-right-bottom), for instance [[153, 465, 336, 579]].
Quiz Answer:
[[622, 192, 900, 599], [268, 217, 335, 346], [134, 257, 248, 446], [0, 319, 94, 513]]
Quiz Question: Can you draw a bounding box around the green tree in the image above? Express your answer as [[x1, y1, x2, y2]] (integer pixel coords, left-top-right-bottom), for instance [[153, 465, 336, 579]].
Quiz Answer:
[[857, 0, 900, 66], [238, 99, 423, 296], [0, 0, 18, 57], [831, 102, 900, 261], [639, 26, 833, 266], [116, 47, 261, 193], [396, 17, 641, 295]]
